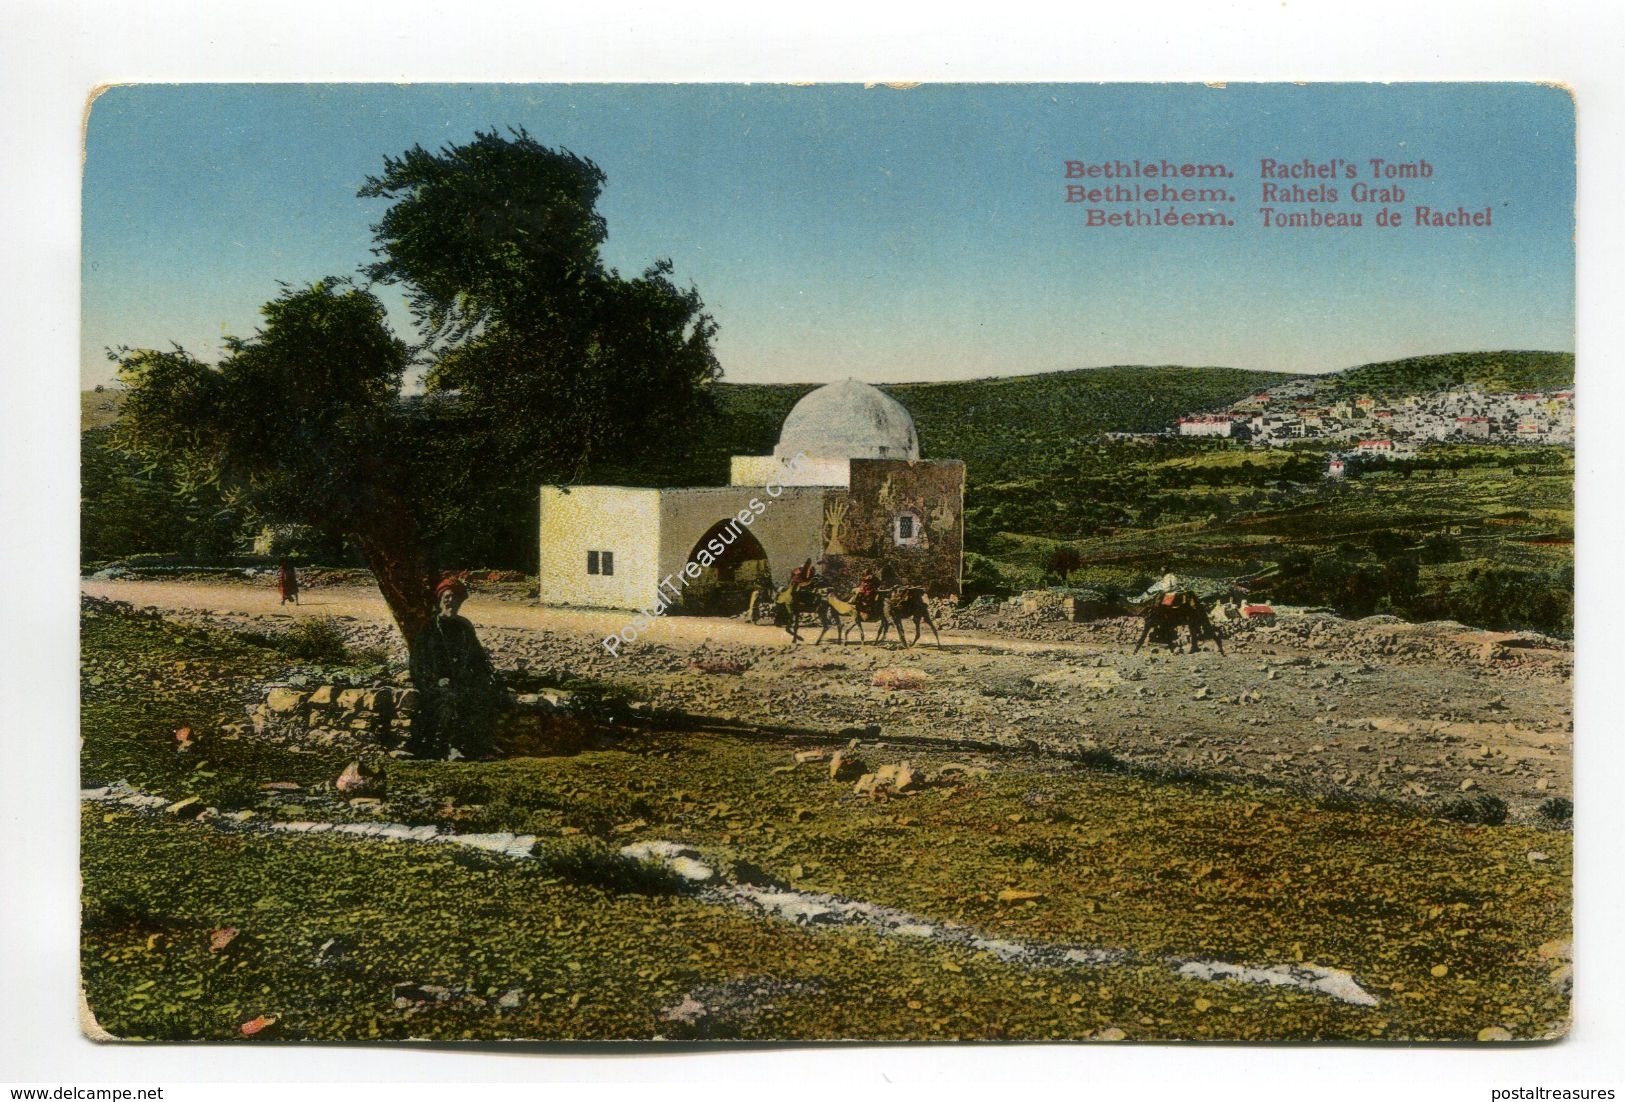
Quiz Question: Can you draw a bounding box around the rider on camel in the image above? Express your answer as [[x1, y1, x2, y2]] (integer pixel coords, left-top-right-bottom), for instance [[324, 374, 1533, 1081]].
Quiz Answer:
[[855, 568, 881, 616]]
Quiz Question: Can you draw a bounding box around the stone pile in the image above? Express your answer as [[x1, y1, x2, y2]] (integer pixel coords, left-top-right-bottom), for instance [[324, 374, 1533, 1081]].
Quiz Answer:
[[246, 683, 413, 745], [242, 681, 602, 756]]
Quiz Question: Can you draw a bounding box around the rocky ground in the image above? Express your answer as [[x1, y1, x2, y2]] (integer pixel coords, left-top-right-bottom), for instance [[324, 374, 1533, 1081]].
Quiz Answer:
[[83, 579, 1573, 826]]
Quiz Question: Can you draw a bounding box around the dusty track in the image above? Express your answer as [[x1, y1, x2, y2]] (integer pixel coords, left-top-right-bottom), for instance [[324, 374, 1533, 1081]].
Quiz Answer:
[[82, 578, 1573, 820]]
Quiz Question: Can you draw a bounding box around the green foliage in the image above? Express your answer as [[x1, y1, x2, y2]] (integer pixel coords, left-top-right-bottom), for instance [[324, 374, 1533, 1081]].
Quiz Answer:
[[361, 128, 720, 487], [1437, 794, 1509, 827], [1537, 797, 1573, 824], [81, 426, 246, 562], [961, 551, 1015, 601], [538, 837, 694, 897], [1425, 565, 1574, 635], [279, 618, 355, 665], [1326, 351, 1573, 399], [1045, 545, 1083, 582]]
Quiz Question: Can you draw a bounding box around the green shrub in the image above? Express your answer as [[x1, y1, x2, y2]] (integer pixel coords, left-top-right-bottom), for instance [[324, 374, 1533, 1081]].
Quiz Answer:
[[1537, 796, 1573, 824], [538, 837, 693, 896], [1438, 793, 1508, 826]]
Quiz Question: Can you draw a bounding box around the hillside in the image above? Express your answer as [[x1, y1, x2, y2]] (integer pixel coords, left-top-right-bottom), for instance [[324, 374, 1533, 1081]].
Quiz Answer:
[[81, 387, 126, 431], [1318, 350, 1574, 399], [601, 365, 1300, 488]]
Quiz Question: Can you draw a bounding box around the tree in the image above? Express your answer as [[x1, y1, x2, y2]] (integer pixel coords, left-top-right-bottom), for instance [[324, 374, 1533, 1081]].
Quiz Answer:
[[358, 128, 720, 487], [1045, 545, 1083, 583], [114, 281, 445, 641], [114, 132, 721, 652]]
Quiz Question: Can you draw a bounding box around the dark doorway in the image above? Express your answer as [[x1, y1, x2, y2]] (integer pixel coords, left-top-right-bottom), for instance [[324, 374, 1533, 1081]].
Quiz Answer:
[[677, 520, 772, 615]]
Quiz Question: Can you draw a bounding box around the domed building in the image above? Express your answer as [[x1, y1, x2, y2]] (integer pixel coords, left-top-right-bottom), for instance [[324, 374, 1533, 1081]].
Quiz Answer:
[[539, 379, 964, 627], [775, 379, 921, 459]]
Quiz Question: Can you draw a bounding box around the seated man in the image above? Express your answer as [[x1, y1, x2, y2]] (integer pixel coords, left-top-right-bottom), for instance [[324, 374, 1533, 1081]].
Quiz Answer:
[[406, 576, 500, 760]]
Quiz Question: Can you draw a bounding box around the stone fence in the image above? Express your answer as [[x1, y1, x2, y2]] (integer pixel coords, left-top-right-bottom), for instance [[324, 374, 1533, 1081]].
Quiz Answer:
[[239, 682, 606, 756]]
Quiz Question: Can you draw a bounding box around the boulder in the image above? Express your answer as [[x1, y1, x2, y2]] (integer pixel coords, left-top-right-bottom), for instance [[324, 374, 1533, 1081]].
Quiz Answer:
[[876, 761, 920, 792], [335, 759, 385, 797], [334, 688, 366, 713], [165, 796, 204, 818], [307, 685, 337, 707], [265, 688, 307, 714], [829, 751, 867, 782]]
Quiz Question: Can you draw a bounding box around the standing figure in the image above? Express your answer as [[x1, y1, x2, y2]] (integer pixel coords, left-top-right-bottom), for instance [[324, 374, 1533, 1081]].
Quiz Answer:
[[406, 576, 500, 760], [277, 557, 300, 605]]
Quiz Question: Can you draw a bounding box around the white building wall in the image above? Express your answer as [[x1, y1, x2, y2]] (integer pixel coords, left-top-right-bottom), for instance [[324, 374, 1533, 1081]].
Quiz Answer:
[[730, 453, 850, 488], [538, 486, 664, 610], [657, 486, 828, 592]]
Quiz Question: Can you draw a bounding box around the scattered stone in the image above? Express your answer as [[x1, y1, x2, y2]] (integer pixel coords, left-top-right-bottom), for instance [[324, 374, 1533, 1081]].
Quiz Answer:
[[1095, 1027, 1127, 1041], [239, 1015, 279, 1038], [497, 987, 526, 1010], [996, 889, 1044, 903], [829, 751, 867, 783], [1476, 1025, 1514, 1042], [208, 927, 238, 953], [794, 748, 832, 764], [264, 688, 307, 714], [314, 937, 349, 967], [166, 796, 204, 819], [335, 760, 385, 797], [659, 994, 707, 1025], [1527, 851, 1551, 864], [392, 982, 455, 1007]]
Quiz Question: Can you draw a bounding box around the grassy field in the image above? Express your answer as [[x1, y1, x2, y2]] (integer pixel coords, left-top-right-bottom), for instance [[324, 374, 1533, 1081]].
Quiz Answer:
[[81, 609, 1571, 1042]]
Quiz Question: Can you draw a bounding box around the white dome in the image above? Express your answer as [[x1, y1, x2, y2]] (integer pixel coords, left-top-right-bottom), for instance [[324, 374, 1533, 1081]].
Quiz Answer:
[[773, 379, 920, 460]]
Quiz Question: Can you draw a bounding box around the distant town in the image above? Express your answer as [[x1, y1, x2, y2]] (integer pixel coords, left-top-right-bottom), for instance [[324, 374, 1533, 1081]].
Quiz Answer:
[[1124, 379, 1577, 477]]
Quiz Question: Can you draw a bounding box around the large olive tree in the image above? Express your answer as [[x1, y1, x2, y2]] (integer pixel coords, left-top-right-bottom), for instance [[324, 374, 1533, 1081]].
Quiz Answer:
[[114, 129, 720, 651]]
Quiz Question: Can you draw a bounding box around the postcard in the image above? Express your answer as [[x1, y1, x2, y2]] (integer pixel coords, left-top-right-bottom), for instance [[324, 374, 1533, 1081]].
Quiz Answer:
[[78, 82, 1574, 1043]]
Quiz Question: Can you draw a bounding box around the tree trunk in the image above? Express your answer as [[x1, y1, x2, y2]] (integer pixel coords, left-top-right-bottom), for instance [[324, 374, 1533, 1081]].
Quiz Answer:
[[347, 508, 439, 656]]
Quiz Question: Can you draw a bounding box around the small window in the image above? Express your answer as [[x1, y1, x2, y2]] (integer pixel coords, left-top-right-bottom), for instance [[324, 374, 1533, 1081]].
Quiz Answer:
[[587, 550, 600, 575], [893, 512, 921, 547], [601, 551, 614, 576]]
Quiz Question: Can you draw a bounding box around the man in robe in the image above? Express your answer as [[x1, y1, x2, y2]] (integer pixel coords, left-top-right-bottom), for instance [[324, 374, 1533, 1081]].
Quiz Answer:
[[406, 576, 500, 760], [277, 557, 299, 605]]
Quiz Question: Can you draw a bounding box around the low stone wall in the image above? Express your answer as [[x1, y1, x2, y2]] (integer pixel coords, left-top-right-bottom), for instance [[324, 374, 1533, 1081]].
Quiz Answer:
[[241, 681, 606, 756], [247, 683, 412, 745]]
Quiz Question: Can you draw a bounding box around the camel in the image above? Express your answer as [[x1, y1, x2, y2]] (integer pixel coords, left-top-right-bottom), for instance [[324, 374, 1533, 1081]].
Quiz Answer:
[[845, 586, 941, 649], [1133, 593, 1225, 655], [772, 585, 848, 645]]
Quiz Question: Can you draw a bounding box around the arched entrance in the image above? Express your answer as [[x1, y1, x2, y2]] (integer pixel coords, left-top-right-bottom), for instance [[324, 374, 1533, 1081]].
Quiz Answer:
[[676, 520, 773, 615]]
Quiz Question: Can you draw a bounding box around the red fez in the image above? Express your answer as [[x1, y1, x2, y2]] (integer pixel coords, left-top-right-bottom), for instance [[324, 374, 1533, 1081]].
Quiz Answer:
[[435, 576, 468, 600]]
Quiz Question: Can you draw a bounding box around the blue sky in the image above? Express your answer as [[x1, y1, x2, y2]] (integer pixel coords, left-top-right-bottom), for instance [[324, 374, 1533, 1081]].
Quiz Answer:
[[81, 83, 1575, 387]]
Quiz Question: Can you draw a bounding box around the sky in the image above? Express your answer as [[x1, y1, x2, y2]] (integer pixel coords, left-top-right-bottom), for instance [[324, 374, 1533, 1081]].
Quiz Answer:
[[80, 83, 1576, 388]]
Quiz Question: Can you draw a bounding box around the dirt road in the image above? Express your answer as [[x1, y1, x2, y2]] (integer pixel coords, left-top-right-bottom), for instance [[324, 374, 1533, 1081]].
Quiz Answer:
[[79, 578, 1086, 654], [82, 577, 1573, 820]]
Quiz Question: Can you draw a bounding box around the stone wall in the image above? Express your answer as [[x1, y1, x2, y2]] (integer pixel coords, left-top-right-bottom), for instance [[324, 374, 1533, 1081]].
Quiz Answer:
[[823, 458, 965, 597], [243, 681, 605, 756], [247, 683, 413, 746]]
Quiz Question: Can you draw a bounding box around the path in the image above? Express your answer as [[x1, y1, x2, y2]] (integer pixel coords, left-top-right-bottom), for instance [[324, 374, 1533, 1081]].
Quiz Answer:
[[80, 579, 1096, 656]]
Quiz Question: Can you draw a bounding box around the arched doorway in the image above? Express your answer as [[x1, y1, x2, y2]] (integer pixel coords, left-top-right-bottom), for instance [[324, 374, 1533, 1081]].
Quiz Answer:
[[677, 520, 772, 616]]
